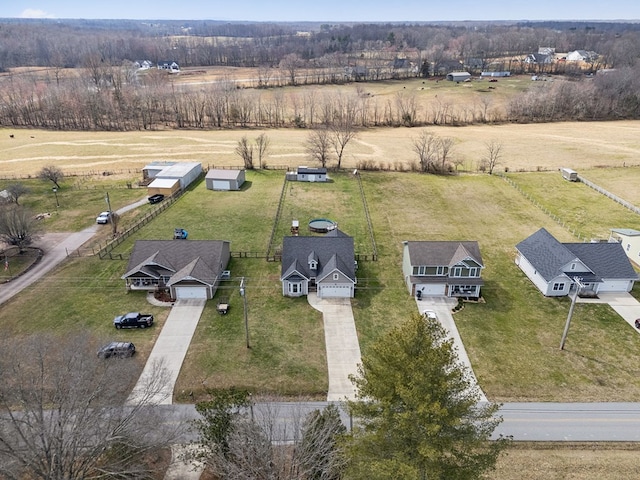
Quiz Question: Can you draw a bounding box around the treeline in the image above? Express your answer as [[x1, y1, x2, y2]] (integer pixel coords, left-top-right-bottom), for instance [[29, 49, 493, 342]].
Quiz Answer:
[[2, 19, 640, 71], [2, 65, 640, 130]]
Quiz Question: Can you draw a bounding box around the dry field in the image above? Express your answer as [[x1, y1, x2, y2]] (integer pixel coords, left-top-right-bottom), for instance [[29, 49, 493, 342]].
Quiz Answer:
[[2, 121, 640, 179]]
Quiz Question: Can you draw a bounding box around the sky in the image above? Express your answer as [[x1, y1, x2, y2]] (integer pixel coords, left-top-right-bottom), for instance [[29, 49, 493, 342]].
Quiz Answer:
[[7, 0, 640, 23]]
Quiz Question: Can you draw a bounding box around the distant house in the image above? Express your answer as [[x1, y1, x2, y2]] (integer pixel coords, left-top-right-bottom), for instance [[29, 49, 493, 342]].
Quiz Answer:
[[566, 50, 598, 62], [286, 166, 328, 182], [344, 65, 367, 81], [402, 241, 484, 299], [446, 72, 471, 82], [134, 60, 153, 70], [157, 61, 180, 72], [609, 229, 640, 268], [524, 53, 552, 65], [280, 229, 356, 298], [515, 228, 637, 297], [122, 240, 231, 300], [145, 162, 203, 197], [538, 47, 556, 56], [205, 169, 246, 191]]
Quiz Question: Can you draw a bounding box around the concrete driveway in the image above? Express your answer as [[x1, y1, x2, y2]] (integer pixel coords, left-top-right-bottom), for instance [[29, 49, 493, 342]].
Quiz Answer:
[[416, 296, 488, 402], [127, 298, 206, 406], [308, 293, 362, 401]]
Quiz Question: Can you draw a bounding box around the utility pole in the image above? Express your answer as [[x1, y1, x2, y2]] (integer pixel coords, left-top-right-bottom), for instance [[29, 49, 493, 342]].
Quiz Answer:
[[560, 277, 584, 350], [105, 192, 112, 217], [240, 277, 250, 349]]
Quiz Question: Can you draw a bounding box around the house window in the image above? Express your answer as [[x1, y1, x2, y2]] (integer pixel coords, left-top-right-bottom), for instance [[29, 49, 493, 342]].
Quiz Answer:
[[333, 273, 339, 280], [452, 267, 462, 277], [571, 263, 576, 270], [437, 266, 445, 275], [289, 283, 300, 294], [418, 266, 426, 275], [468, 267, 478, 277], [552, 283, 565, 291]]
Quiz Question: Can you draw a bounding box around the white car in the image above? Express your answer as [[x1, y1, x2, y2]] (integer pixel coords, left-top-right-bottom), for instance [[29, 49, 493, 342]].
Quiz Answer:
[[422, 310, 438, 320], [96, 211, 110, 224]]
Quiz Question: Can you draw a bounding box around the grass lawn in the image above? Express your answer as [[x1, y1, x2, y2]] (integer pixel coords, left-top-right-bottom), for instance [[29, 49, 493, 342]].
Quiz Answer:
[[3, 165, 640, 402]]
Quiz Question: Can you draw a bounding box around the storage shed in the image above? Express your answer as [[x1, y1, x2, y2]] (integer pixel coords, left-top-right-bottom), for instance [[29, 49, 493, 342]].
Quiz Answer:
[[446, 72, 471, 82], [154, 162, 202, 190], [205, 169, 246, 191], [147, 178, 181, 197], [296, 166, 328, 182]]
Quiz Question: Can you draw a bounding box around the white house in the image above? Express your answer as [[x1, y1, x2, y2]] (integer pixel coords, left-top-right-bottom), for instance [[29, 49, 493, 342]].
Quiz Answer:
[[516, 228, 638, 297], [609, 228, 640, 268]]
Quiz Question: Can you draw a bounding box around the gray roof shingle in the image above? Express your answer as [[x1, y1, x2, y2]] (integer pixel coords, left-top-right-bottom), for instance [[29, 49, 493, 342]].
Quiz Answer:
[[406, 241, 484, 268], [281, 230, 355, 281]]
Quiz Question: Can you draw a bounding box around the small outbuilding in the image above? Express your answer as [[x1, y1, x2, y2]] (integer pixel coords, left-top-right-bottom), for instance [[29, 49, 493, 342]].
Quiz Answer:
[[205, 169, 246, 191], [446, 72, 471, 82], [561, 168, 578, 182], [145, 162, 203, 196], [291, 166, 328, 182]]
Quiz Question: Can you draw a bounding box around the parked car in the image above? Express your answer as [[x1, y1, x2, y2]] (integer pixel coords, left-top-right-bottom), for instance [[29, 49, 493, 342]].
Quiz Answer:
[[422, 310, 438, 320], [97, 341, 136, 358], [148, 194, 165, 204], [96, 211, 111, 224], [113, 312, 154, 329], [635, 319, 640, 329]]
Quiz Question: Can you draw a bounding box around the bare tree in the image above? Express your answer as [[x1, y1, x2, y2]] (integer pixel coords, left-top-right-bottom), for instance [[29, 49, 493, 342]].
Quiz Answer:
[[412, 130, 439, 173], [110, 211, 120, 237], [0, 205, 42, 252], [0, 333, 181, 480], [279, 53, 302, 86], [38, 165, 64, 189], [5, 183, 30, 205], [255, 133, 271, 169], [330, 94, 359, 169], [482, 139, 503, 174], [235, 136, 254, 170], [438, 136, 455, 173], [306, 128, 332, 168]]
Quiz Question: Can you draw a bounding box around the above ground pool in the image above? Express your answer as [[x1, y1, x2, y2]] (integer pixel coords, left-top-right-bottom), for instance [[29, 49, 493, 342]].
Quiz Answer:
[[308, 218, 337, 233]]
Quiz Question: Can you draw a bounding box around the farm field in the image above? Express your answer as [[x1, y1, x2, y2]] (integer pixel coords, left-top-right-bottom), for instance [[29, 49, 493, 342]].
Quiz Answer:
[[2, 121, 640, 178], [2, 167, 640, 403]]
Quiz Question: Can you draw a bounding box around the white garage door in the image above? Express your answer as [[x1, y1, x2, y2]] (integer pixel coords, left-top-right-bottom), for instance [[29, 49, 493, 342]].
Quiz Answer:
[[417, 284, 446, 296], [319, 285, 352, 298], [175, 286, 207, 299], [598, 280, 632, 292], [212, 180, 231, 190]]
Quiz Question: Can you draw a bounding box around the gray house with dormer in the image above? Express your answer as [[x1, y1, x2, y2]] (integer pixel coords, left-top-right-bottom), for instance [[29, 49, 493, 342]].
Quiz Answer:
[[515, 228, 637, 297], [280, 229, 356, 298], [402, 240, 484, 299]]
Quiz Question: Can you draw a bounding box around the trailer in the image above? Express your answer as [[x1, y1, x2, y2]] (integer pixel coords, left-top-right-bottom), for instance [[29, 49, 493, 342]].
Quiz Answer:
[[561, 168, 578, 182]]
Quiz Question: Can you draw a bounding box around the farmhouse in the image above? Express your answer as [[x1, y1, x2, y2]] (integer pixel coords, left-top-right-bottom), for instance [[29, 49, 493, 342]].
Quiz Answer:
[[280, 229, 356, 298], [205, 169, 245, 191], [287, 166, 328, 182], [566, 50, 598, 62], [122, 240, 230, 300], [145, 162, 203, 197], [402, 241, 484, 299], [515, 228, 638, 297], [446, 72, 471, 82], [609, 228, 640, 268], [157, 61, 180, 72]]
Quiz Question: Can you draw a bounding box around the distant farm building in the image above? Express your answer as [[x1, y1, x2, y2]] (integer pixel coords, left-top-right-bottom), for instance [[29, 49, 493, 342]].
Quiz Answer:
[[286, 166, 328, 182], [481, 71, 511, 77], [446, 72, 471, 82], [205, 169, 245, 191]]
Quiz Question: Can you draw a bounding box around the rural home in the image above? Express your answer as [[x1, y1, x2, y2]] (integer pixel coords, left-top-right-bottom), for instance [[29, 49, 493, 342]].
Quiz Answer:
[[146, 162, 203, 197], [122, 240, 230, 300], [566, 50, 598, 62], [287, 166, 328, 182], [157, 61, 180, 72], [446, 72, 471, 82], [280, 229, 356, 298], [524, 53, 552, 65], [205, 169, 245, 191], [402, 241, 484, 299], [515, 228, 638, 297], [609, 228, 640, 268]]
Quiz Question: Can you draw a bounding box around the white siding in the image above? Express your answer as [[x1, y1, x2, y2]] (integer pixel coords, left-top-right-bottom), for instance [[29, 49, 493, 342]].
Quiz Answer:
[[174, 286, 207, 299], [597, 279, 633, 293], [516, 253, 562, 296]]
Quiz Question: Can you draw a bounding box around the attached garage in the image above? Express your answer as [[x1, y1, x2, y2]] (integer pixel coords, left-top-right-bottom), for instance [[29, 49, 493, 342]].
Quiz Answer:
[[173, 286, 208, 299], [206, 169, 246, 191], [415, 283, 446, 296], [318, 284, 353, 298], [598, 280, 634, 293]]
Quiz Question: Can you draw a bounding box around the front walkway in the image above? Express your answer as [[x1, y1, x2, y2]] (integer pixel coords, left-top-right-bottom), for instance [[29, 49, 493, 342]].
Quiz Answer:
[[308, 293, 362, 401], [127, 298, 206, 406], [416, 296, 488, 402]]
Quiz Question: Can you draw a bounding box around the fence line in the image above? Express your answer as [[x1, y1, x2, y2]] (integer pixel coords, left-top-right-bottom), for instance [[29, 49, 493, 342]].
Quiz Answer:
[[355, 171, 378, 261], [499, 174, 589, 242], [577, 175, 640, 216], [266, 177, 289, 259]]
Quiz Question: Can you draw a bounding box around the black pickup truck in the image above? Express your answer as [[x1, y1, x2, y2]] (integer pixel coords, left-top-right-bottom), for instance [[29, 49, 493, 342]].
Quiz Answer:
[[113, 312, 154, 329]]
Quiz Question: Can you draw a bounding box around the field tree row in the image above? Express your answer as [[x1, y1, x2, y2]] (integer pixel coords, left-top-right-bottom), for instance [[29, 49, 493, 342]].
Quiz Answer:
[[2, 63, 640, 131]]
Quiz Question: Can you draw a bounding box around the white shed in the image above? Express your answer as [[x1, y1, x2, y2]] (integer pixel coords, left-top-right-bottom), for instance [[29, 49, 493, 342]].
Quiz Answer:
[[154, 162, 202, 190], [446, 72, 471, 82], [205, 169, 246, 191]]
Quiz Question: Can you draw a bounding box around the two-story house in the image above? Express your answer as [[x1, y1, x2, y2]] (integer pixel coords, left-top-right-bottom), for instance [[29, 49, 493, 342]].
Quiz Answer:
[[402, 241, 484, 299]]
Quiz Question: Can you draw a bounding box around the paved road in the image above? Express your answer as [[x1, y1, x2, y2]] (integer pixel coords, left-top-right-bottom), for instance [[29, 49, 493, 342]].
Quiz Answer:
[[308, 293, 362, 401]]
